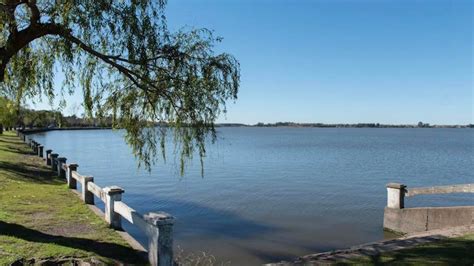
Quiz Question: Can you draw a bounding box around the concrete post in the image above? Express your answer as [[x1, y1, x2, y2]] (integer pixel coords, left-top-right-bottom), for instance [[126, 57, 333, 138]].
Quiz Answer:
[[50, 153, 59, 171], [386, 183, 406, 209], [144, 212, 175, 266], [56, 157, 67, 178], [37, 145, 44, 158], [45, 150, 53, 165], [82, 176, 94, 204], [103, 186, 125, 229], [67, 164, 78, 189]]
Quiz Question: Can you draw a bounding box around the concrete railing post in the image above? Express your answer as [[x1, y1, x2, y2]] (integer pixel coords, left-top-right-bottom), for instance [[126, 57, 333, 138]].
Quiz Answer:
[[67, 164, 78, 189], [386, 183, 406, 209], [104, 186, 125, 229], [37, 145, 44, 158], [50, 153, 59, 171], [83, 176, 94, 204], [57, 157, 67, 178], [144, 212, 175, 266], [45, 150, 53, 165]]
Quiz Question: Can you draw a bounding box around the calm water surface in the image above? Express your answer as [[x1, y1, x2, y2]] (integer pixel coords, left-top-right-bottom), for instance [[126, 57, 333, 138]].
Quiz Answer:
[[32, 128, 474, 265]]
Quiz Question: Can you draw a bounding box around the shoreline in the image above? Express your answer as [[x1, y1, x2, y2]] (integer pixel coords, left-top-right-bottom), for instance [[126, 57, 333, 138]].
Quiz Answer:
[[268, 225, 474, 265], [17, 125, 474, 135], [0, 132, 146, 264]]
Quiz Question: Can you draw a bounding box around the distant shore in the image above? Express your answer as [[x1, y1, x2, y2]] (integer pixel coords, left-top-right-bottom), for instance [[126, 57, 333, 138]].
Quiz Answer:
[[16, 123, 473, 134], [19, 127, 112, 134], [217, 122, 474, 128]]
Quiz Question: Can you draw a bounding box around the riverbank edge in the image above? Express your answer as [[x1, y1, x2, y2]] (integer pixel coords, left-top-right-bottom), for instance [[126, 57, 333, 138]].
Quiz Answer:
[[19, 128, 160, 256], [0, 132, 147, 264], [21, 130, 150, 254], [70, 189, 148, 254], [267, 225, 474, 265]]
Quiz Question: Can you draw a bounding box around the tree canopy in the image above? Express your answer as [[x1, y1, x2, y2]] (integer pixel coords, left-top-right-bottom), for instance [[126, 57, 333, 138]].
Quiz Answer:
[[0, 0, 240, 173], [0, 97, 63, 129], [0, 96, 16, 130]]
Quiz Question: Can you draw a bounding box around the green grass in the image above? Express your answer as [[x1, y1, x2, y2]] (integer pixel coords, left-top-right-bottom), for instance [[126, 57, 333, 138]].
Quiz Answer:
[[0, 131, 147, 265], [346, 233, 474, 265]]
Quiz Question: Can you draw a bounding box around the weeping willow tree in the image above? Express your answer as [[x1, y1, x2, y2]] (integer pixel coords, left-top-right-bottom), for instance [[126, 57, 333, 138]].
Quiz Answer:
[[0, 0, 240, 173], [0, 96, 17, 132]]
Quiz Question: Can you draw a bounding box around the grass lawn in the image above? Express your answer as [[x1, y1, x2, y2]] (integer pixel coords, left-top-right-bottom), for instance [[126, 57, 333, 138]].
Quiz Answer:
[[0, 131, 146, 264]]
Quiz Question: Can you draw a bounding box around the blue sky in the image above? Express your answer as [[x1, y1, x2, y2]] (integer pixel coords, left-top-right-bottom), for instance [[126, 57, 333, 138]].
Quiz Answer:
[[38, 0, 473, 124]]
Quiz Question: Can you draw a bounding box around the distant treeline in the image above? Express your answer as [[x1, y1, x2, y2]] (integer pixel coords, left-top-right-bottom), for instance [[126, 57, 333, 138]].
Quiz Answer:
[[2, 95, 472, 132], [0, 96, 114, 132], [18, 112, 113, 129], [217, 122, 474, 128]]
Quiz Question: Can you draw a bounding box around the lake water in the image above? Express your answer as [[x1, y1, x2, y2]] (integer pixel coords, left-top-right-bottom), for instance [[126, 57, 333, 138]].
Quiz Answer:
[[32, 128, 474, 265]]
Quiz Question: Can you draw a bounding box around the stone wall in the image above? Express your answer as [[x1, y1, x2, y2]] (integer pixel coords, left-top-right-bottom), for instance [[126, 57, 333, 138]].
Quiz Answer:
[[384, 206, 474, 234]]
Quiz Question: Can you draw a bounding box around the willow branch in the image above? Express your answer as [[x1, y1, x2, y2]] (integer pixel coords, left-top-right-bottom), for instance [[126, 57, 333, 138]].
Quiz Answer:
[[0, 19, 181, 115], [25, 0, 40, 25]]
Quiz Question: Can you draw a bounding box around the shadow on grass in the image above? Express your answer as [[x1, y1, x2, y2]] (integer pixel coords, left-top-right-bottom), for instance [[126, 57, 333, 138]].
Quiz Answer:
[[0, 134, 22, 140], [354, 238, 474, 265], [384, 238, 474, 264], [0, 221, 146, 264], [0, 145, 36, 155], [0, 160, 59, 184], [0, 134, 37, 156]]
